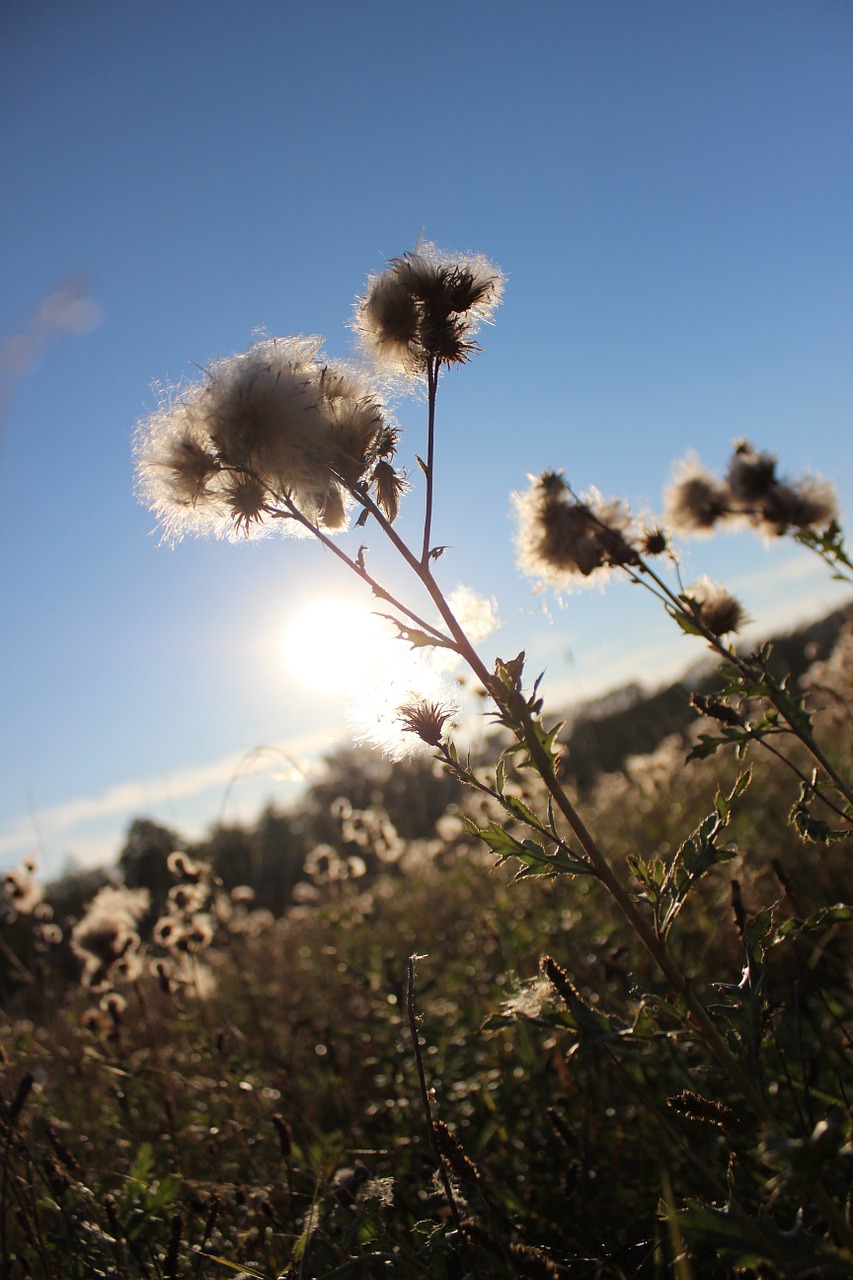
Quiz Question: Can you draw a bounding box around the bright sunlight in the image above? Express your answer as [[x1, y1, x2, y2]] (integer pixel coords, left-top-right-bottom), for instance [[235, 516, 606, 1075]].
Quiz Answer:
[[279, 595, 395, 694]]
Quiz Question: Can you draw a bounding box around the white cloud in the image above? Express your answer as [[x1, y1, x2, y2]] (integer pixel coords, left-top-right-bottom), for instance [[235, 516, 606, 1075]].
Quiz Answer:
[[0, 725, 344, 874]]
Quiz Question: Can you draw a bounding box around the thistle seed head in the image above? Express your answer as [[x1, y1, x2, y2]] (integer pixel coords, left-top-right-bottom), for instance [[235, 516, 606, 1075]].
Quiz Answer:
[[725, 440, 778, 502], [135, 338, 395, 541], [664, 456, 730, 535], [514, 473, 639, 590], [687, 578, 747, 637], [398, 698, 455, 748], [666, 442, 839, 541], [354, 240, 504, 376]]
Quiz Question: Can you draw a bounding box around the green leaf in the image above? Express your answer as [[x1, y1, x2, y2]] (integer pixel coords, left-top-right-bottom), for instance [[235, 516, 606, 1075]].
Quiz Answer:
[[673, 1200, 851, 1274], [465, 813, 588, 877], [772, 903, 853, 945], [201, 1256, 266, 1278], [143, 1172, 181, 1213], [628, 853, 666, 895], [373, 614, 450, 650], [790, 781, 852, 843], [794, 523, 853, 584], [481, 1012, 516, 1032], [501, 792, 541, 828], [687, 731, 737, 762], [667, 605, 705, 638], [715, 769, 751, 818], [651, 773, 746, 936], [742, 905, 774, 964], [473, 822, 529, 861], [128, 1142, 154, 1186]]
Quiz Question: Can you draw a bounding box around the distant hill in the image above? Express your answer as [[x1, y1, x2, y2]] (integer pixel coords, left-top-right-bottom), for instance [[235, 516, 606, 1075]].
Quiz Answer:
[[557, 603, 852, 789]]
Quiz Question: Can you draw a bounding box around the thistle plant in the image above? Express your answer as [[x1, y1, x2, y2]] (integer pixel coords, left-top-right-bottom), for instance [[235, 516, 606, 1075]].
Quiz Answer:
[[134, 239, 853, 1273]]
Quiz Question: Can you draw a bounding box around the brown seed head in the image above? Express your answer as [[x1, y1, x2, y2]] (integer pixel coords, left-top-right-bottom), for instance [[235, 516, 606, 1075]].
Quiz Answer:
[[687, 579, 747, 637], [398, 699, 455, 748]]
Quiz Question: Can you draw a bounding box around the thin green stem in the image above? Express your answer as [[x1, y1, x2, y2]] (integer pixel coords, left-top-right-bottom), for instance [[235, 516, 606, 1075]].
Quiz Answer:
[[758, 738, 850, 825]]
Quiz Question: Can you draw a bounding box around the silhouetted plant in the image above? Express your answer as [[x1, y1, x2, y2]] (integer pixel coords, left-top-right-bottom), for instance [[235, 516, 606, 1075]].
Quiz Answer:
[[1, 239, 850, 1278]]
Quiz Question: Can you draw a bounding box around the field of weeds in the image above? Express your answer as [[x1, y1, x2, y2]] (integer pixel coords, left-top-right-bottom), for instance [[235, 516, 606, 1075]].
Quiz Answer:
[[2, 608, 852, 1279]]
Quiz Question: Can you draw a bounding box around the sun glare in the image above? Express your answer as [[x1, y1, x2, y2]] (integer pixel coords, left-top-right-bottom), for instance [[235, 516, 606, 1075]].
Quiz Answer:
[[279, 596, 394, 694]]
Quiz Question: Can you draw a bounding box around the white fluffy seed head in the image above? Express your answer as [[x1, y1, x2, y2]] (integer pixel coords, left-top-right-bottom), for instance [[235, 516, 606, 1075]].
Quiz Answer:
[[135, 337, 395, 542], [514, 473, 638, 592], [354, 241, 505, 376]]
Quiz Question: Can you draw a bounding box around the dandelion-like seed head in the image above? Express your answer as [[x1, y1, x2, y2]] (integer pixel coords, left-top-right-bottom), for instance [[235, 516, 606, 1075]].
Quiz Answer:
[[514, 473, 638, 590], [785, 476, 838, 532], [304, 843, 350, 884], [354, 240, 504, 376], [500, 974, 554, 1020], [100, 990, 128, 1020], [641, 527, 668, 557], [723, 440, 837, 535], [757, 476, 839, 536], [371, 458, 408, 523], [167, 851, 210, 882], [177, 913, 214, 954], [153, 916, 182, 950], [446, 585, 499, 644], [157, 424, 221, 508], [664, 456, 730, 535], [666, 442, 839, 542], [2, 859, 42, 916], [223, 470, 270, 536], [71, 886, 150, 988], [362, 1177, 395, 1208], [166, 881, 208, 915], [725, 440, 778, 503], [37, 921, 63, 949], [135, 337, 395, 542], [686, 578, 747, 637], [353, 271, 421, 375]]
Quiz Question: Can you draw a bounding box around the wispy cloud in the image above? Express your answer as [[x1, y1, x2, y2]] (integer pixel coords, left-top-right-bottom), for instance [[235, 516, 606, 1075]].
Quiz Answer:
[[0, 725, 344, 873]]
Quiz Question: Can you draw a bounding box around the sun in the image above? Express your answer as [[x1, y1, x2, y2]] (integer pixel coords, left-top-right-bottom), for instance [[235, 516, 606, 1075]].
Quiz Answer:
[[279, 595, 395, 694]]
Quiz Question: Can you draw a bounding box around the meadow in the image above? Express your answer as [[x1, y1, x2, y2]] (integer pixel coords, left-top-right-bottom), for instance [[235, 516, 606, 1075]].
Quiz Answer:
[[2, 242, 852, 1277]]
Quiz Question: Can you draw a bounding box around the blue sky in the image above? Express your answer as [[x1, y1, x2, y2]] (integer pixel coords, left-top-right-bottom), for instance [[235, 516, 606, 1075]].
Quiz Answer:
[[1, 1, 851, 876]]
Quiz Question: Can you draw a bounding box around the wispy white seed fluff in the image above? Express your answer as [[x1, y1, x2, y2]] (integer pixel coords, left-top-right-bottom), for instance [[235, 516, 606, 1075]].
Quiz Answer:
[[348, 650, 461, 761], [514, 472, 639, 591], [135, 337, 398, 541], [354, 241, 505, 376]]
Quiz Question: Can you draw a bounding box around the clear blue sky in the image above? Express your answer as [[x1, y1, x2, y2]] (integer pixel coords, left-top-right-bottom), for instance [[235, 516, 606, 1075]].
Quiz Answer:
[[2, 1, 851, 876]]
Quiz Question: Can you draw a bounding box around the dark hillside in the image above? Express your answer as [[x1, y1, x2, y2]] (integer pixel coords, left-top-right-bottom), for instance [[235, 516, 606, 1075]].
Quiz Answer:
[[559, 603, 852, 788]]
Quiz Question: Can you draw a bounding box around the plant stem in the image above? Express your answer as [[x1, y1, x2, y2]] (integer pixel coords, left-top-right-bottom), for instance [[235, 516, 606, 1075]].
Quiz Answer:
[[632, 559, 853, 811], [421, 358, 439, 566], [406, 955, 462, 1232], [333, 403, 853, 1253], [513, 707, 853, 1254], [274, 497, 451, 645]]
